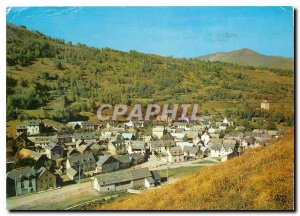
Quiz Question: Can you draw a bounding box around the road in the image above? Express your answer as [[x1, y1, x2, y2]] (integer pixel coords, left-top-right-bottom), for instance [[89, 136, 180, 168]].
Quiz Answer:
[[7, 181, 99, 210], [136, 157, 220, 170]]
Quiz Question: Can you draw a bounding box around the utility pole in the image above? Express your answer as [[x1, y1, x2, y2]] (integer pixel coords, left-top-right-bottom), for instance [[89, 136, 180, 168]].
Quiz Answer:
[[78, 164, 81, 184], [15, 177, 17, 197]]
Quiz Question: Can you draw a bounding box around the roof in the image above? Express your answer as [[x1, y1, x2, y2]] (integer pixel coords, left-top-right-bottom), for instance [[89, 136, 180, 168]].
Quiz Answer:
[[96, 155, 115, 166], [183, 146, 200, 155], [168, 147, 184, 156], [122, 133, 134, 140], [146, 177, 155, 184], [262, 99, 269, 103], [19, 148, 43, 161], [68, 153, 96, 166], [150, 170, 161, 181], [152, 126, 165, 132], [128, 153, 144, 161], [7, 167, 36, 180], [45, 142, 61, 150], [114, 154, 132, 164], [73, 132, 99, 140], [130, 141, 146, 150], [67, 167, 77, 177], [81, 121, 95, 126], [94, 168, 152, 186], [26, 119, 41, 126], [16, 124, 27, 130]]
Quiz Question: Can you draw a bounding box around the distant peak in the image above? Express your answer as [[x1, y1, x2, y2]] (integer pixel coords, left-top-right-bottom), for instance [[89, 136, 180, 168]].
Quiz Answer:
[[234, 48, 258, 54]]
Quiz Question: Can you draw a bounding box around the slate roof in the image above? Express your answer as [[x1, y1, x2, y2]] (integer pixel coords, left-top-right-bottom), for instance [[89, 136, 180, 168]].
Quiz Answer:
[[168, 147, 184, 156], [96, 155, 114, 166], [131, 141, 146, 150], [114, 155, 131, 164], [73, 132, 98, 140], [26, 120, 41, 126], [150, 170, 161, 181], [7, 167, 36, 180], [68, 153, 95, 166], [183, 146, 200, 155], [94, 168, 152, 186]]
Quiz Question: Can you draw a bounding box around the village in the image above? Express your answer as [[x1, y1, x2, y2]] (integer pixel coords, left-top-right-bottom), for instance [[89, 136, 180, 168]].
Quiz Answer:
[[6, 100, 285, 209]]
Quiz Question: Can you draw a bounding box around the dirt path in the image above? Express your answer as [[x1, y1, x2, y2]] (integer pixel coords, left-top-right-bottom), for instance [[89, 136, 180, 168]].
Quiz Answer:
[[7, 181, 99, 210]]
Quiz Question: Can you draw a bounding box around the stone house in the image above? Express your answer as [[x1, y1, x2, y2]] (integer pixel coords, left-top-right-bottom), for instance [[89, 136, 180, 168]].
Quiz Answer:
[[36, 167, 57, 192], [167, 147, 184, 163], [96, 155, 120, 174], [6, 167, 36, 197]]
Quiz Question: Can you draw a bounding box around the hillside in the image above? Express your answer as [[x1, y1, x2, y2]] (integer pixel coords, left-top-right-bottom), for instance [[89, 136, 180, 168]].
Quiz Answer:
[[199, 48, 294, 71], [96, 129, 294, 210], [6, 23, 294, 136]]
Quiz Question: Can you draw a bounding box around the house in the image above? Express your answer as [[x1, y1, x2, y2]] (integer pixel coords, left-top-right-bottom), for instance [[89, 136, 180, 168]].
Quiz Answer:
[[36, 167, 57, 192], [72, 132, 99, 142], [14, 133, 34, 150], [210, 143, 236, 158], [173, 122, 188, 129], [16, 124, 27, 135], [176, 142, 194, 151], [150, 170, 161, 186], [45, 142, 64, 160], [96, 155, 120, 174], [167, 147, 184, 163], [114, 155, 132, 169], [28, 136, 57, 148], [127, 141, 147, 155], [122, 132, 135, 140], [170, 132, 185, 141], [182, 131, 199, 141], [66, 153, 96, 180], [108, 140, 127, 155], [183, 146, 201, 159], [261, 99, 270, 110], [93, 168, 157, 193], [152, 126, 166, 139], [6, 167, 36, 197], [150, 140, 176, 153], [81, 121, 96, 131], [26, 120, 42, 135], [128, 153, 146, 165], [200, 132, 210, 144], [56, 132, 72, 143], [18, 148, 49, 168]]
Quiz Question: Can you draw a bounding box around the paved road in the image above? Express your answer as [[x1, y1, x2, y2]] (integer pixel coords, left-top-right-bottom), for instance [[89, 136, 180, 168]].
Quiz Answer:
[[7, 181, 99, 210]]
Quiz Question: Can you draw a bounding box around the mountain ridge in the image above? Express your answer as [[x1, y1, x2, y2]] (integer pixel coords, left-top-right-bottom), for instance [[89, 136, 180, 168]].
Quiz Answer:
[[198, 48, 294, 71]]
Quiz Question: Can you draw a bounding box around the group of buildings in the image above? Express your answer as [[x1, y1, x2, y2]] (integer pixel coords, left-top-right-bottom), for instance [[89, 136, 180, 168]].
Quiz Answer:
[[7, 112, 283, 197]]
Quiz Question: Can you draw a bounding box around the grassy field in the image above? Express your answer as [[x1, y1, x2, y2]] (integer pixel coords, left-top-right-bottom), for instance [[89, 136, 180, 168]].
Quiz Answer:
[[158, 166, 203, 179], [95, 129, 294, 210]]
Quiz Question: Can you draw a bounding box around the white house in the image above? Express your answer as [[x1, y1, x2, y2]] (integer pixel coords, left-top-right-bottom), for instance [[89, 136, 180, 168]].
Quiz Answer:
[[201, 132, 210, 144], [152, 126, 165, 139]]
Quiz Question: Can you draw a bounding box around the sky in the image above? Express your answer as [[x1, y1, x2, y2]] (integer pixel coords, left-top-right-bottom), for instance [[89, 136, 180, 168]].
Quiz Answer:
[[6, 7, 294, 58]]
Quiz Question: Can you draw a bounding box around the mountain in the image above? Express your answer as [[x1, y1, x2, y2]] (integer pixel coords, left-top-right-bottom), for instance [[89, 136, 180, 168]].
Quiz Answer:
[[95, 129, 294, 210], [198, 48, 294, 71]]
